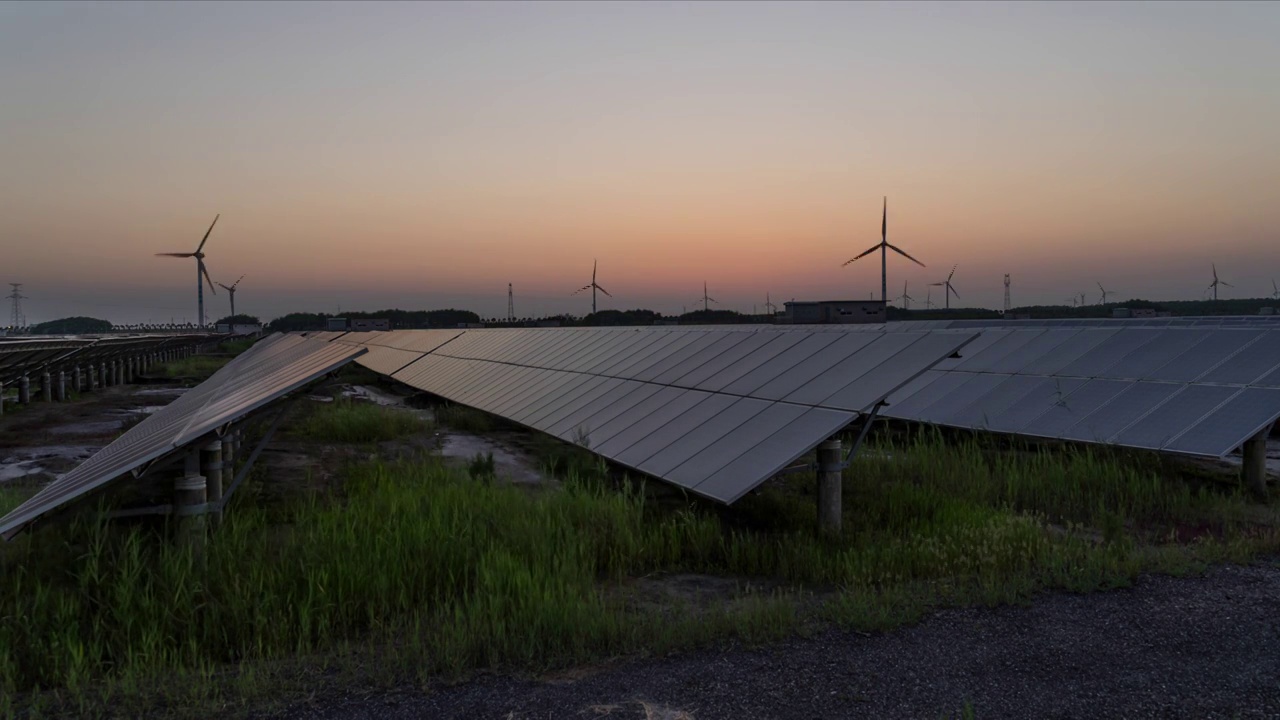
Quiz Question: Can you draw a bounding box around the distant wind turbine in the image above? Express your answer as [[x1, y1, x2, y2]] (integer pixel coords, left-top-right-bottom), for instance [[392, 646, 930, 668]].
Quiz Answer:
[[217, 275, 245, 318], [1272, 279, 1279, 301], [696, 282, 718, 313], [893, 280, 914, 310], [842, 197, 924, 303], [571, 259, 611, 314], [1206, 263, 1233, 301], [1096, 282, 1116, 305], [155, 214, 219, 327], [929, 265, 960, 309], [924, 286, 935, 309], [764, 292, 778, 316]]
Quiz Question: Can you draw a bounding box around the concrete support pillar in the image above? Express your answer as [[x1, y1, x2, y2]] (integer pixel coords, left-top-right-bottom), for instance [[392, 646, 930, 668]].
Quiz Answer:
[[124, 357, 134, 383], [41, 372, 52, 403], [816, 438, 843, 536], [18, 375, 30, 404], [56, 371, 66, 402], [202, 440, 224, 527], [113, 360, 123, 386], [175, 449, 207, 550], [0, 381, 5, 415], [1243, 424, 1273, 498], [74, 366, 83, 393]]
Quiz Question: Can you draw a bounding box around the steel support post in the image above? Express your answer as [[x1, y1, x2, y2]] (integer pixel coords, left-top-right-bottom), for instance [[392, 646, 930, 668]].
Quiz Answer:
[[1243, 424, 1273, 498], [18, 375, 30, 404], [175, 449, 207, 550], [816, 437, 843, 536], [201, 440, 224, 527]]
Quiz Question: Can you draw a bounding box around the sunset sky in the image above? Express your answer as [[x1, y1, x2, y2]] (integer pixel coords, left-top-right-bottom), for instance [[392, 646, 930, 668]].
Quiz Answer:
[[2, 1, 1278, 324]]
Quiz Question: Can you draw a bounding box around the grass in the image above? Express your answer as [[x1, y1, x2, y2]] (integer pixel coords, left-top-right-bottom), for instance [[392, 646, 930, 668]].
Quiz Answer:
[[293, 399, 429, 444], [434, 403, 494, 434], [1, 407, 1277, 716], [160, 355, 229, 380]]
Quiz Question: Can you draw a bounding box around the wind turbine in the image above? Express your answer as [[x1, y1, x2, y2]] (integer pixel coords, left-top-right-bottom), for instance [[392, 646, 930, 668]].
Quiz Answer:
[[1206, 263, 1232, 301], [1096, 282, 1116, 305], [696, 282, 718, 313], [764, 292, 778, 316], [893, 280, 914, 310], [155, 214, 219, 328], [217, 275, 245, 318], [842, 197, 924, 303], [924, 286, 935, 309], [571, 259, 611, 314], [1067, 295, 1080, 308], [929, 265, 960, 309], [1272, 279, 1279, 301]]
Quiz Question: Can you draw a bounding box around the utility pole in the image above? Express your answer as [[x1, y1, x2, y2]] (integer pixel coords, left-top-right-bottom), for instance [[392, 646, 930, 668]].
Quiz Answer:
[[7, 283, 26, 328], [507, 283, 515, 323], [1003, 274, 1011, 313]]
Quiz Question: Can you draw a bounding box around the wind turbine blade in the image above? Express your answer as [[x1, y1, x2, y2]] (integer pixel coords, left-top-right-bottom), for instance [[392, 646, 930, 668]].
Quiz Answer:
[[949, 284, 960, 299], [1221, 281, 1234, 288], [929, 282, 945, 287], [571, 285, 593, 295], [947, 264, 957, 282], [885, 242, 925, 267], [155, 253, 195, 257], [842, 244, 883, 266], [596, 284, 613, 297], [196, 214, 219, 253], [593, 259, 597, 284], [233, 274, 245, 289], [881, 196, 887, 242], [707, 297, 718, 304], [1097, 281, 1105, 292], [200, 261, 216, 295], [217, 283, 232, 291]]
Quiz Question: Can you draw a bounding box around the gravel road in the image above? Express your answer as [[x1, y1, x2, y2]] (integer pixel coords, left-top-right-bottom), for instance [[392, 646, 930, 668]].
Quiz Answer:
[[266, 561, 1280, 719]]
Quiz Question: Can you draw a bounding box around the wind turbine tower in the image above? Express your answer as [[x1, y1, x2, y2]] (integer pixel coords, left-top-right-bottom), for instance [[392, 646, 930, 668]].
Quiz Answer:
[[764, 292, 777, 316], [155, 214, 220, 327], [1003, 274, 1011, 313], [843, 197, 924, 303], [572, 260, 612, 315], [7, 283, 26, 328], [216, 275, 245, 318], [698, 282, 718, 313], [507, 283, 515, 322]]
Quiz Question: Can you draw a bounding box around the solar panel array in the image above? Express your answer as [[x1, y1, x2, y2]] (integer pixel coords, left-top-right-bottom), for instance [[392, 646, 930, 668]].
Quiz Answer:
[[882, 315, 1280, 332], [880, 327, 1280, 457], [0, 334, 366, 540], [0, 334, 214, 386], [316, 327, 976, 503]]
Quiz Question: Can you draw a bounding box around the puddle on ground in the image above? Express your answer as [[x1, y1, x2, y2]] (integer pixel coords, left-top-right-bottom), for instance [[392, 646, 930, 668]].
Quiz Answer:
[[47, 420, 124, 436], [0, 446, 98, 482], [134, 387, 188, 397], [343, 385, 406, 407], [440, 433, 548, 486]]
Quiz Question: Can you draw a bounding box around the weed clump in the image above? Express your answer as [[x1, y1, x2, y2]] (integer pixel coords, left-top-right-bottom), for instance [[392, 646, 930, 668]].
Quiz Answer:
[[295, 400, 428, 443]]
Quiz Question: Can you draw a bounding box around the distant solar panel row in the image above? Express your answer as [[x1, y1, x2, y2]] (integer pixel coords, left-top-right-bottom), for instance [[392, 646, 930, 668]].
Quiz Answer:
[[0, 334, 366, 540], [318, 327, 976, 503], [880, 327, 1280, 457], [0, 334, 214, 386]]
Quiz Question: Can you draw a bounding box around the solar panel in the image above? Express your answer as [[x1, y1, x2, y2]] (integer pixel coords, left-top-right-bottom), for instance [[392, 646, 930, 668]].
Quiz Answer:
[[343, 327, 974, 502], [0, 335, 365, 540]]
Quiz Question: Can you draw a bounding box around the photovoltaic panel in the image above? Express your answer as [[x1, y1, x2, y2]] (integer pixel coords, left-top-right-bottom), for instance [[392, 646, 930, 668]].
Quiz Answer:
[[0, 335, 365, 540], [1111, 385, 1241, 450], [1060, 381, 1181, 444]]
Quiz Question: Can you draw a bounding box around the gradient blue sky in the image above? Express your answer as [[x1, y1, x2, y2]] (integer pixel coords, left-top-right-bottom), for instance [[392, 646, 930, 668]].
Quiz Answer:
[[2, 1, 1277, 323]]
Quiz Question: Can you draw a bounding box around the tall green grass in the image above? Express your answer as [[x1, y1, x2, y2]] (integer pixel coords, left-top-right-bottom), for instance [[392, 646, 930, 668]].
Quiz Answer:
[[161, 355, 229, 380], [0, 429, 1274, 712], [293, 400, 428, 443], [434, 403, 493, 434]]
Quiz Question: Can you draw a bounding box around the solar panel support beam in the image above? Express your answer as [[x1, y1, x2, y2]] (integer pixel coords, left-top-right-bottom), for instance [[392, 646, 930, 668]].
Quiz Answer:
[[841, 401, 886, 469], [1243, 423, 1273, 499], [202, 440, 224, 527], [817, 438, 843, 536], [174, 449, 208, 550]]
